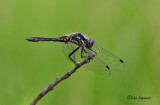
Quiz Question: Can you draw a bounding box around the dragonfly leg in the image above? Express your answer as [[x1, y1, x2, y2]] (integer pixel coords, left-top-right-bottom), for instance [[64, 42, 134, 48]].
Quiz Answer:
[[68, 46, 80, 64], [83, 48, 88, 53], [88, 48, 96, 53], [81, 47, 87, 58]]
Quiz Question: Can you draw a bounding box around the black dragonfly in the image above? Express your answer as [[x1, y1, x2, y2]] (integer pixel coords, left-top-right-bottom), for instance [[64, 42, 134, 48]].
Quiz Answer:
[[26, 33, 124, 76]]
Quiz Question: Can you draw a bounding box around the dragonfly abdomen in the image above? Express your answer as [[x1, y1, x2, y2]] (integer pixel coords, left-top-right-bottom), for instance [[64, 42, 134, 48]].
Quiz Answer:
[[26, 37, 68, 42], [26, 37, 57, 42]]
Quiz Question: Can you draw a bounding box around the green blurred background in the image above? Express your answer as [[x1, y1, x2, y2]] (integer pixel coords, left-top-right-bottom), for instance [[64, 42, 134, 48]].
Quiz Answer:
[[0, 0, 160, 105]]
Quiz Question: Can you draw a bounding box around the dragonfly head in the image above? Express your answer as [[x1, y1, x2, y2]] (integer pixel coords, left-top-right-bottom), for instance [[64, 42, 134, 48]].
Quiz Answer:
[[86, 37, 95, 48]]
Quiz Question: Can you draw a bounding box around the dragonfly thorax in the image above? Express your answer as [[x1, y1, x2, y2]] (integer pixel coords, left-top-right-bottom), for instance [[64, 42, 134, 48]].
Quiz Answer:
[[68, 33, 95, 49]]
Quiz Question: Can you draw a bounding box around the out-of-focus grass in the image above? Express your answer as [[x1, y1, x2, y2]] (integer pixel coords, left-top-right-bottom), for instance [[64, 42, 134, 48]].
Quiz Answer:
[[0, 0, 160, 105]]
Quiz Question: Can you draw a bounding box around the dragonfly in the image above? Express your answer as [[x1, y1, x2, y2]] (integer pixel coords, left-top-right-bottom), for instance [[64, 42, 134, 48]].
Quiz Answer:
[[26, 33, 124, 76]]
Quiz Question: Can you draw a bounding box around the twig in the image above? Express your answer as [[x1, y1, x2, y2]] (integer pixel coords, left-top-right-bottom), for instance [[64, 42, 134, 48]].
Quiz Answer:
[[30, 52, 96, 105]]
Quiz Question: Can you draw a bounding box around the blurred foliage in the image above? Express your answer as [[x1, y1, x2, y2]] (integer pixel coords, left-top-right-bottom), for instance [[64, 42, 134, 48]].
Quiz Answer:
[[0, 0, 160, 105]]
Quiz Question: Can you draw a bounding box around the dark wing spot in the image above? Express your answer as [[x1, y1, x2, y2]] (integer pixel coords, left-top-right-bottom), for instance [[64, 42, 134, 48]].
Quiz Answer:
[[120, 59, 124, 63], [106, 66, 110, 70]]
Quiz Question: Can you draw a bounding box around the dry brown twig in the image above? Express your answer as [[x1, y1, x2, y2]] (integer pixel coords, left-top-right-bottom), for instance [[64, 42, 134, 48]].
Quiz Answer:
[[30, 52, 96, 105]]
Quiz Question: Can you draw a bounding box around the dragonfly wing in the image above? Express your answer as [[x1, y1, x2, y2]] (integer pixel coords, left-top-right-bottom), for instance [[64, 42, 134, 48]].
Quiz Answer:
[[91, 44, 125, 71], [83, 55, 111, 76]]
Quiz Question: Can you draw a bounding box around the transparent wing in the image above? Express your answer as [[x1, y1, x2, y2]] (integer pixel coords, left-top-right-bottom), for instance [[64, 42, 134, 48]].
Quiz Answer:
[[91, 44, 125, 71], [82, 56, 111, 76]]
